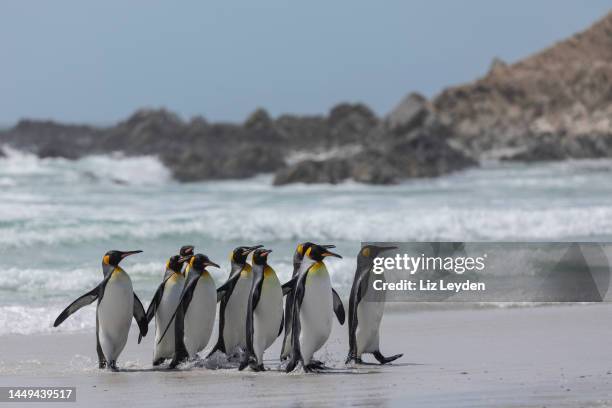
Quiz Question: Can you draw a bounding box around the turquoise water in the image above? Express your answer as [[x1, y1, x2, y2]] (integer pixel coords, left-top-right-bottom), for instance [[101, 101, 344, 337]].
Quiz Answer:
[[1, 147, 612, 334]]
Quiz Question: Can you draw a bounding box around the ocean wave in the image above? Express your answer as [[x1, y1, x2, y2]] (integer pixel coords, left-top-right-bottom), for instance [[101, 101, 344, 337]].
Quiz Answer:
[[1, 205, 612, 249], [0, 146, 171, 186], [0, 304, 96, 335]]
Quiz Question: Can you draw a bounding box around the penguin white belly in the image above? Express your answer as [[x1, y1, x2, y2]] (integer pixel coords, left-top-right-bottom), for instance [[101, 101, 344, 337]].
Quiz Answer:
[[253, 274, 283, 363], [299, 267, 333, 365], [183, 274, 216, 357], [356, 299, 384, 356], [98, 271, 134, 362], [223, 275, 252, 353], [154, 275, 184, 360]]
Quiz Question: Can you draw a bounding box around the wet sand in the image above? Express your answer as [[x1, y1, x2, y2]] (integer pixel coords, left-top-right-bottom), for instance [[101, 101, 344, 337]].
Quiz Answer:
[[2, 304, 612, 407]]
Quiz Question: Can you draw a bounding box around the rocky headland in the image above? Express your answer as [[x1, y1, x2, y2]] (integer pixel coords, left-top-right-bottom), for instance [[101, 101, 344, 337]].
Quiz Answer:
[[1, 11, 611, 185]]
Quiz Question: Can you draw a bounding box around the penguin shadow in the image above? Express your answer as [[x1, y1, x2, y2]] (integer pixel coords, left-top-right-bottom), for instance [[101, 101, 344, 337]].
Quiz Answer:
[[115, 366, 172, 373], [350, 361, 423, 368], [113, 358, 419, 375]]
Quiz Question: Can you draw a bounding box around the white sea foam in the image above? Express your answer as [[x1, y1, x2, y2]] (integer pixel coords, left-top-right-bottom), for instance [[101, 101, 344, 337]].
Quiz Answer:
[[0, 146, 170, 186], [0, 305, 96, 335], [2, 205, 611, 249]]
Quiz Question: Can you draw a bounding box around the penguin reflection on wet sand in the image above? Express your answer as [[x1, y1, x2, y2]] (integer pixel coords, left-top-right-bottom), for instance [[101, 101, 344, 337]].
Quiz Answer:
[[284, 245, 345, 373], [158, 253, 219, 368], [142, 253, 189, 366], [240, 248, 284, 371], [346, 245, 403, 365], [280, 242, 345, 361], [208, 245, 263, 360], [53, 250, 148, 371]]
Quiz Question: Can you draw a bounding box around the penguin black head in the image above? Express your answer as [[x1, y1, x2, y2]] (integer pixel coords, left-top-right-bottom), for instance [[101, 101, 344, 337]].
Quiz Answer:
[[252, 248, 273, 266], [167, 255, 185, 273], [231, 245, 263, 265], [180, 245, 194, 257], [295, 242, 336, 261], [357, 245, 398, 266], [305, 245, 342, 262], [185, 253, 220, 271], [102, 250, 142, 267]]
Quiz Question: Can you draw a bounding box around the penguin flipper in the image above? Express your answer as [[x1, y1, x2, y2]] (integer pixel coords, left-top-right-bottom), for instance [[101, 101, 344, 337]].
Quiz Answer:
[[347, 270, 369, 362], [157, 275, 199, 345], [286, 271, 307, 372], [53, 279, 107, 327], [281, 276, 298, 296], [144, 277, 169, 324], [279, 292, 294, 360], [216, 269, 241, 301], [133, 293, 148, 343], [332, 288, 345, 325], [277, 312, 284, 337], [251, 276, 264, 310]]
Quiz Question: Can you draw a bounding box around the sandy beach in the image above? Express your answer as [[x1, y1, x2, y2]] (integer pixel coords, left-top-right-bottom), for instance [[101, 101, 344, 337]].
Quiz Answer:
[[1, 304, 611, 407]]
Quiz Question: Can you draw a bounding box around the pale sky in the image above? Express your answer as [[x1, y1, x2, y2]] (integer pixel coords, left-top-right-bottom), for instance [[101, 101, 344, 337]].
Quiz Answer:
[[1, 1, 610, 125]]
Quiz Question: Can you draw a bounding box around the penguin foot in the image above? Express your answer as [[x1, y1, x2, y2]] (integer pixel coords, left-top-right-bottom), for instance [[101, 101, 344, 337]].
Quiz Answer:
[[249, 362, 265, 372], [108, 361, 118, 371], [98, 360, 107, 369], [238, 356, 251, 371], [373, 351, 403, 365], [285, 358, 300, 373], [345, 353, 363, 365], [303, 363, 325, 373], [152, 358, 166, 367], [309, 360, 330, 370], [169, 357, 186, 369]]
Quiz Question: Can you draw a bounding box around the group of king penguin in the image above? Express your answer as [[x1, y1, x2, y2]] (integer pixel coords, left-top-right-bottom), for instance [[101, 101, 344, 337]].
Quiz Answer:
[[53, 242, 403, 372]]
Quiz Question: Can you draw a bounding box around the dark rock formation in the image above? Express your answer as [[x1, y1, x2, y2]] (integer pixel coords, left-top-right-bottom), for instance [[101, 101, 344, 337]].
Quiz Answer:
[[274, 117, 476, 185]]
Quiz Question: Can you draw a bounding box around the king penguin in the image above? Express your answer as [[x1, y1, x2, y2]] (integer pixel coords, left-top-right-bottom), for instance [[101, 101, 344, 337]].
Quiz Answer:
[[158, 253, 219, 368], [280, 242, 345, 361], [207, 245, 263, 359], [285, 245, 344, 372], [143, 254, 188, 366], [345, 245, 403, 365], [53, 250, 148, 371], [239, 248, 283, 372]]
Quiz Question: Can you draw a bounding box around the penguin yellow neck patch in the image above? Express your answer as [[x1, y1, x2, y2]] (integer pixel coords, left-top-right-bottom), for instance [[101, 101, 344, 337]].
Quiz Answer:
[[241, 263, 252, 277], [263, 265, 275, 278]]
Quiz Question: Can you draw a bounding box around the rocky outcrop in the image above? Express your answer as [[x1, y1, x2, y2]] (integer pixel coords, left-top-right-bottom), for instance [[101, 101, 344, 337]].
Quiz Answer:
[[434, 11, 612, 160], [0, 101, 474, 184], [274, 113, 476, 185], [4, 12, 609, 183]]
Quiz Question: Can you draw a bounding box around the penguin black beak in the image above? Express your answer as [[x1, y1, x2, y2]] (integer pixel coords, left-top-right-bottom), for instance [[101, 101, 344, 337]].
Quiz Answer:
[[243, 244, 264, 255], [260, 249, 273, 257], [321, 244, 336, 249], [205, 261, 220, 268], [120, 250, 143, 259], [322, 250, 342, 259]]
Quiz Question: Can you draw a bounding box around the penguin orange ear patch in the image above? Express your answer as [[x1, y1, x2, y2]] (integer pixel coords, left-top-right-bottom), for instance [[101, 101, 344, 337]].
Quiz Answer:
[[305, 247, 312, 257], [103, 255, 110, 265], [362, 248, 371, 257], [297, 244, 304, 255]]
